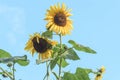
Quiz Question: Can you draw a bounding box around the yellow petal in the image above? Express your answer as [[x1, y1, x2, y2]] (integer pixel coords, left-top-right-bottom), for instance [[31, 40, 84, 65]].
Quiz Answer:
[[44, 16, 53, 20], [31, 48, 35, 56], [66, 13, 72, 17], [57, 3, 60, 10], [46, 21, 53, 28], [49, 24, 55, 31], [62, 3, 66, 11]]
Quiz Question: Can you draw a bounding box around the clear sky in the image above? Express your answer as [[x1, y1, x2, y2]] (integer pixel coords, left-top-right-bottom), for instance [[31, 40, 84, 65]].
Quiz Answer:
[[0, 0, 120, 80]]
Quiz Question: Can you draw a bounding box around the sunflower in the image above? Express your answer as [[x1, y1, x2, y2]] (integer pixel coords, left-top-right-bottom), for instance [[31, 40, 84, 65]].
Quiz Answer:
[[24, 33, 57, 60], [45, 3, 73, 35], [95, 74, 102, 80], [95, 66, 105, 80]]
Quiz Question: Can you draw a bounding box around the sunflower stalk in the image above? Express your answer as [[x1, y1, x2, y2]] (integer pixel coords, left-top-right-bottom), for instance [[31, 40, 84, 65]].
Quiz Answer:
[[0, 67, 13, 79], [46, 62, 49, 80], [58, 34, 62, 80], [43, 62, 50, 80], [12, 62, 15, 80]]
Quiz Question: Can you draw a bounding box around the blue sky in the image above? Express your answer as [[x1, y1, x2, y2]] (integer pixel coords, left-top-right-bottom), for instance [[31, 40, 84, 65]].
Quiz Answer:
[[0, 0, 120, 80]]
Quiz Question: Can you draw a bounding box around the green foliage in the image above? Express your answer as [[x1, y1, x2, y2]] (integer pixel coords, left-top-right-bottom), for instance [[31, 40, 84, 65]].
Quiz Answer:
[[42, 30, 53, 39], [83, 68, 93, 74], [0, 49, 29, 80], [0, 72, 2, 74], [75, 68, 91, 80], [62, 67, 92, 80], [0, 3, 100, 80], [50, 57, 59, 70], [15, 60, 29, 66], [63, 72, 79, 80], [15, 55, 29, 66], [0, 49, 12, 58], [52, 72, 59, 80], [68, 40, 96, 54], [57, 58, 69, 68], [62, 48, 80, 60], [0, 52, 29, 66], [53, 44, 80, 61]]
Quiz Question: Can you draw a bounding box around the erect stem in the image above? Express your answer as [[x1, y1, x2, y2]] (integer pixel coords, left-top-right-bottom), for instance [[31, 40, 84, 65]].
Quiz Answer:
[[58, 34, 62, 80], [0, 67, 13, 79], [46, 62, 49, 80], [43, 62, 50, 80], [12, 62, 15, 80]]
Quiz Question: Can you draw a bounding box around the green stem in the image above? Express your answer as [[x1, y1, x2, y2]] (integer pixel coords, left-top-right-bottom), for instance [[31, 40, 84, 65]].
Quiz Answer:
[[12, 62, 15, 80], [46, 62, 49, 80], [58, 34, 62, 80], [43, 62, 50, 80], [0, 67, 13, 79]]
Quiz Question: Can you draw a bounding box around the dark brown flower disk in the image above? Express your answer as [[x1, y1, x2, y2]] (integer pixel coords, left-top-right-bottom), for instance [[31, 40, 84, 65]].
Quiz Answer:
[[32, 37, 51, 53], [54, 12, 66, 26]]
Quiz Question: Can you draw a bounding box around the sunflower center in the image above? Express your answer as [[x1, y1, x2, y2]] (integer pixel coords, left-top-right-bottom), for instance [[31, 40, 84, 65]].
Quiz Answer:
[[54, 12, 66, 26], [32, 37, 51, 53]]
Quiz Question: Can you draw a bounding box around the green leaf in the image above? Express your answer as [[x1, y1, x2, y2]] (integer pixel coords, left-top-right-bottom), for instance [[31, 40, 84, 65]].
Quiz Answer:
[[0, 49, 12, 58], [52, 45, 60, 57], [68, 40, 96, 54], [42, 30, 52, 39], [0, 72, 3, 74], [75, 68, 90, 80], [62, 48, 80, 60], [52, 44, 68, 57], [62, 67, 92, 80], [57, 58, 69, 68], [58, 44, 68, 52], [74, 45, 96, 54], [52, 72, 59, 80], [16, 60, 29, 66], [50, 57, 59, 70], [53, 46, 60, 53], [63, 72, 79, 80], [68, 40, 76, 46], [84, 68, 92, 74], [0, 55, 28, 64]]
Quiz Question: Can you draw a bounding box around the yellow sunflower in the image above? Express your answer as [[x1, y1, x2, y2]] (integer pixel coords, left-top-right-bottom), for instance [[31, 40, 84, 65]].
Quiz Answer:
[[45, 3, 73, 35], [95, 66, 105, 80], [24, 33, 57, 60], [95, 74, 102, 80]]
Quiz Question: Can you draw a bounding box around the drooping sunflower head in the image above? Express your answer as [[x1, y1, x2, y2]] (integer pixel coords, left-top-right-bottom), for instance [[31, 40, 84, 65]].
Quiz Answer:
[[95, 66, 105, 80], [99, 66, 105, 73], [95, 74, 102, 80], [24, 33, 57, 60], [45, 3, 73, 35]]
